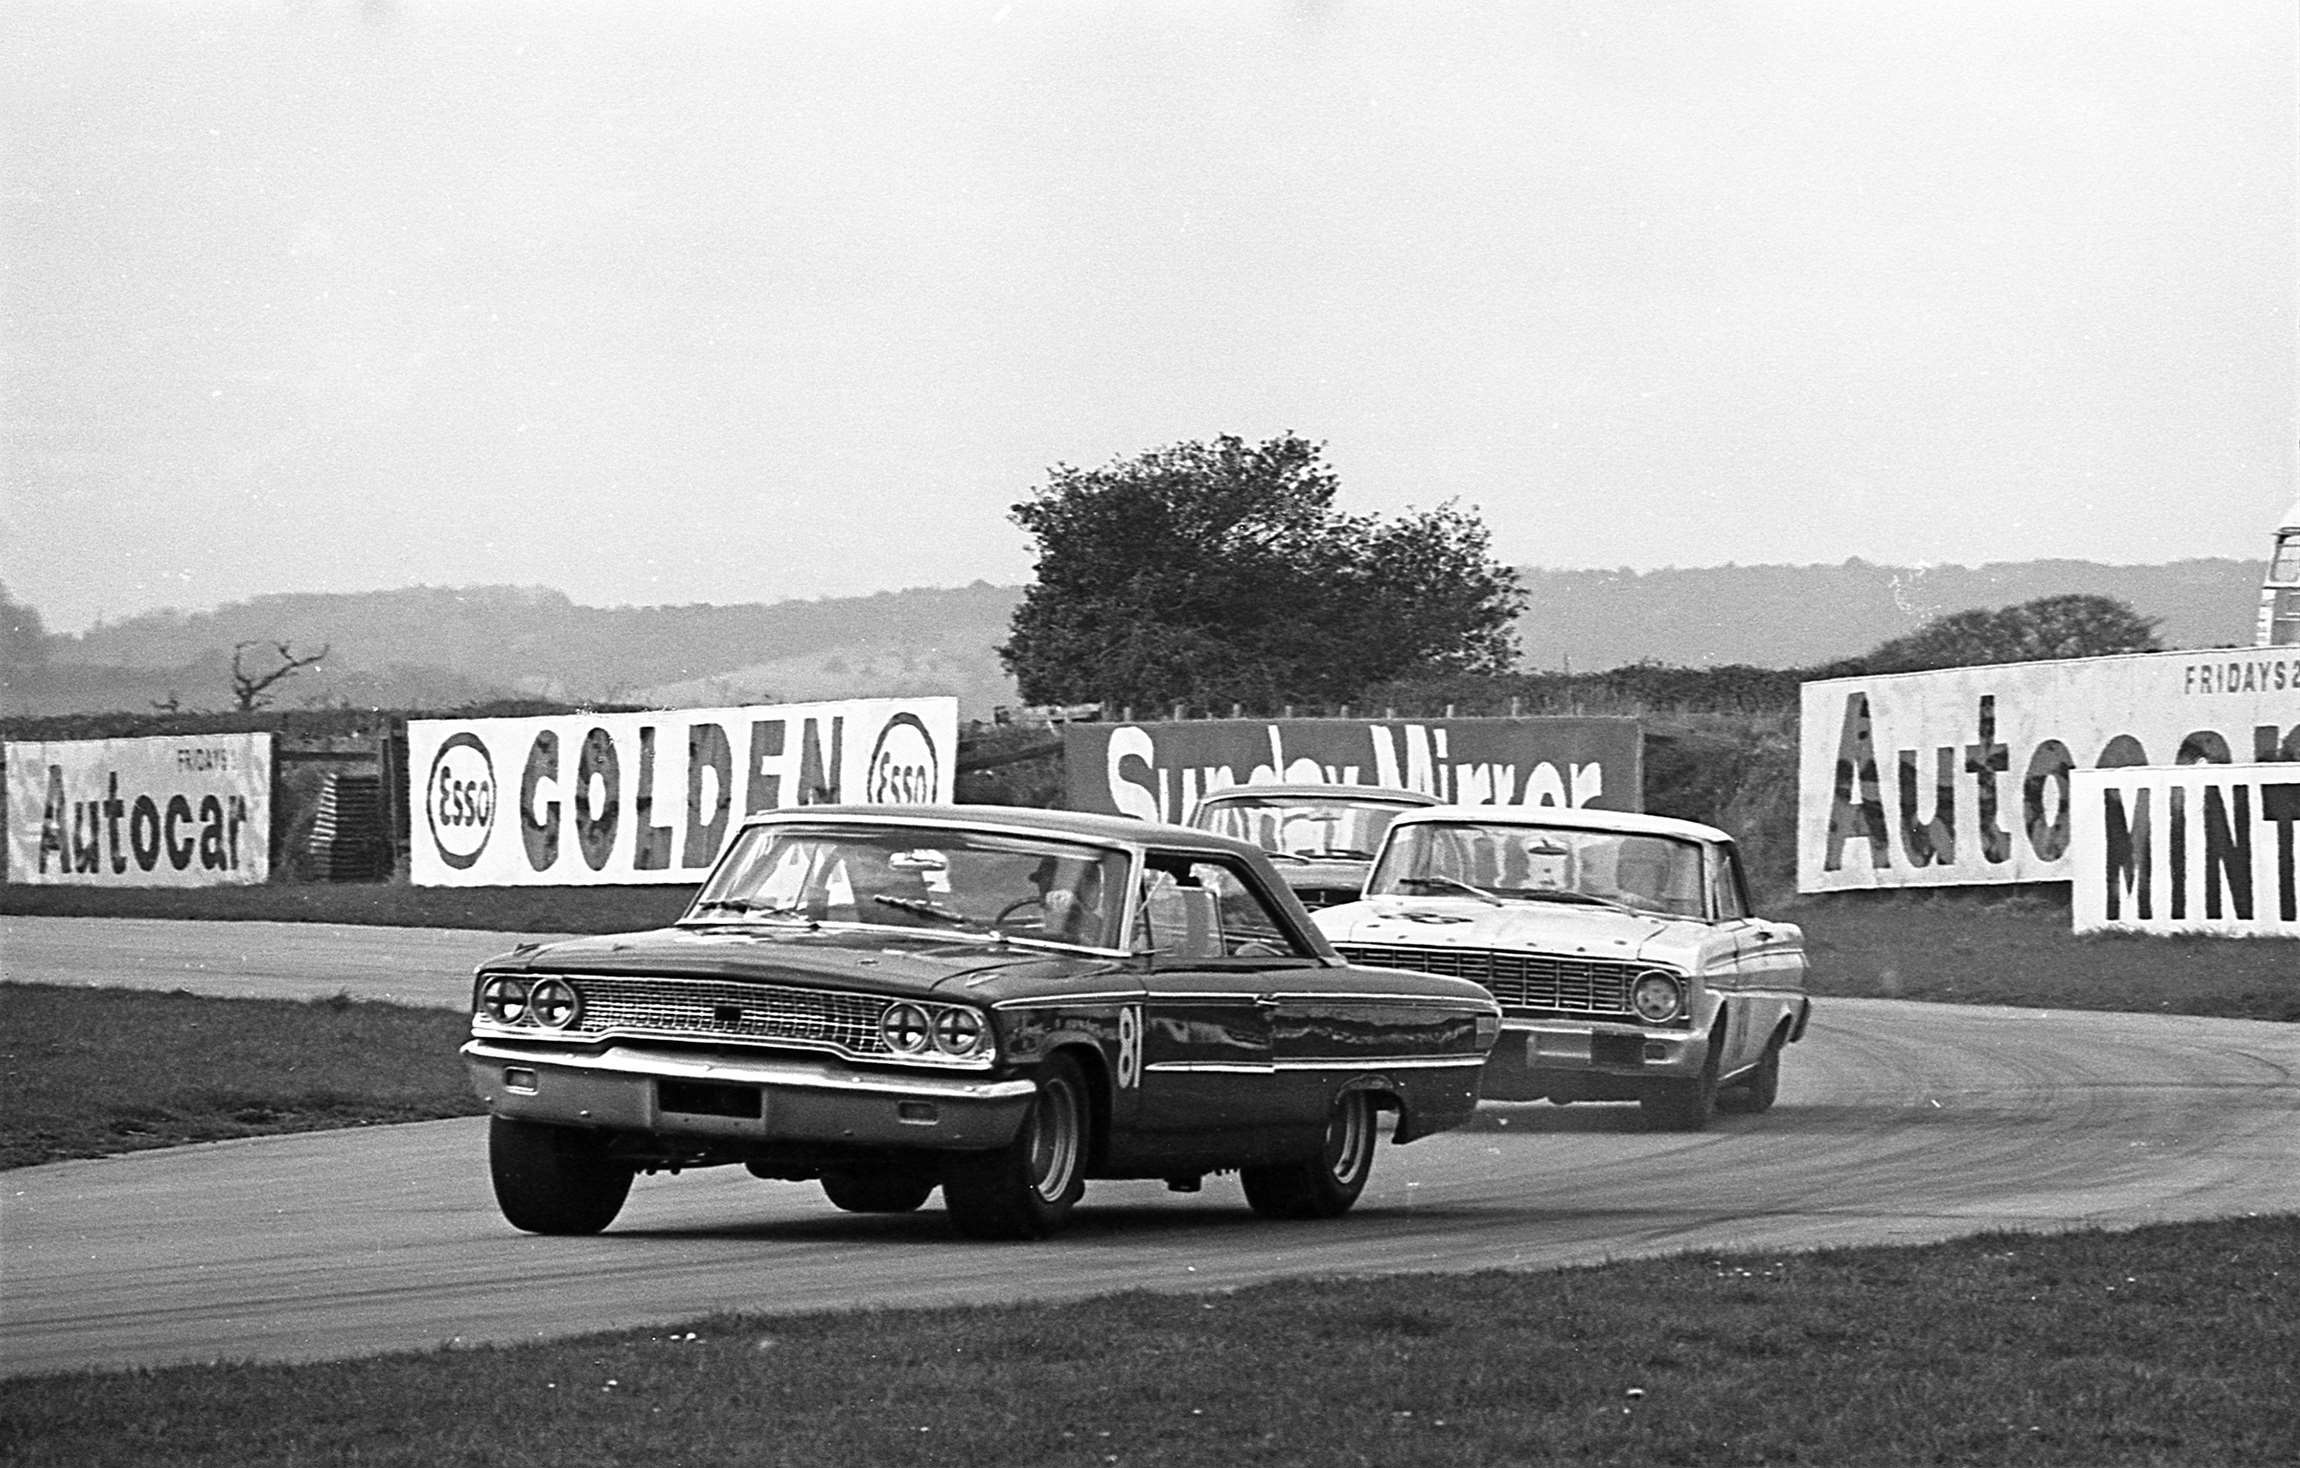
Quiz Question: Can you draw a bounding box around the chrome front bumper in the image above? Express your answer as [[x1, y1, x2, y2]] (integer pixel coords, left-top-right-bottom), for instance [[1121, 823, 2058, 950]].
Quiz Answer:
[[462, 1040, 1038, 1149], [1503, 1018, 1706, 1078]]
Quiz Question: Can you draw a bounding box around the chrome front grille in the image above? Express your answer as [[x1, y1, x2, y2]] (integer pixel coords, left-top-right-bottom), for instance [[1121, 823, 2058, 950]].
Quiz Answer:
[[558, 976, 893, 1057], [1333, 943, 1643, 1017]]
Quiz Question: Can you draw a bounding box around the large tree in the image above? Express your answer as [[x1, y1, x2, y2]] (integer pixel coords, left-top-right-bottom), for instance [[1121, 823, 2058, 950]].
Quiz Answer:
[[999, 434, 1523, 710], [1857, 592, 2162, 674]]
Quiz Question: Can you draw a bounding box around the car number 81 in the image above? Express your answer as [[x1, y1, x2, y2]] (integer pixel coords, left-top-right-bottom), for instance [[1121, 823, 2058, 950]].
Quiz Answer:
[[1116, 1005, 1143, 1090]]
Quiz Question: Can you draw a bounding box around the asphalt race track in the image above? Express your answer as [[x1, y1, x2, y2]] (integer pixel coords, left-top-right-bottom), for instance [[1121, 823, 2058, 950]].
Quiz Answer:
[[3, 916, 2296, 1378]]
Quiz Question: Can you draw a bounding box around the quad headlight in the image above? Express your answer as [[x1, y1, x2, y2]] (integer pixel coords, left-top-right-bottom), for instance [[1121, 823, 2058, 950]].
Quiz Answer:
[[477, 974, 580, 1029], [1630, 970, 1685, 1024], [477, 974, 532, 1025], [528, 977, 580, 1029], [881, 1002, 933, 1053], [932, 1007, 986, 1057], [881, 1001, 992, 1060]]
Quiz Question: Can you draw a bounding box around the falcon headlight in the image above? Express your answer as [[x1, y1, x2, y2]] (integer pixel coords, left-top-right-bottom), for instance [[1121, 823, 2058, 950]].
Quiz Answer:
[[1631, 971, 1685, 1024]]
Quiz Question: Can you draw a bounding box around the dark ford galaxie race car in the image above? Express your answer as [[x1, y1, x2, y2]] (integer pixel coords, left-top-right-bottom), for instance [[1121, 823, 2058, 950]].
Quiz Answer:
[[464, 805, 1501, 1239], [1314, 805, 1810, 1131]]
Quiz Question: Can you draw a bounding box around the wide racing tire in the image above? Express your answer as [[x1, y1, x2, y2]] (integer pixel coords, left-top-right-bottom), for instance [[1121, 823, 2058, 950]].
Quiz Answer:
[[942, 1056, 1089, 1240], [1718, 1028, 1785, 1115], [489, 1116, 635, 1235], [1641, 1027, 1723, 1132], [1241, 1088, 1379, 1221]]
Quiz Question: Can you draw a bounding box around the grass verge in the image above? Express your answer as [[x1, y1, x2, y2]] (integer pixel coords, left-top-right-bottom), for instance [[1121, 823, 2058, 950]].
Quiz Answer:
[[2, 1217, 2294, 1466], [0, 983, 481, 1169], [0, 879, 689, 934], [1786, 890, 2300, 1022]]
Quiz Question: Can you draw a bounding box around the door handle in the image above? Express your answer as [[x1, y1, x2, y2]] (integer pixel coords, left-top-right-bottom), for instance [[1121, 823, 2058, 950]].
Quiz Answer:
[[1254, 994, 1282, 1010]]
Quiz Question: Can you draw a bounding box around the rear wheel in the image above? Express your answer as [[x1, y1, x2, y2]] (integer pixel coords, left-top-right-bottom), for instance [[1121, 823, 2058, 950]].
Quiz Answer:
[[1242, 1089, 1379, 1220], [489, 1117, 634, 1235], [821, 1171, 936, 1213], [943, 1056, 1089, 1240]]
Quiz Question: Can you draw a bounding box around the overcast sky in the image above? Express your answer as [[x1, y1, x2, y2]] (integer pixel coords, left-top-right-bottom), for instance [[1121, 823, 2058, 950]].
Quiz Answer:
[[2, 0, 2292, 635]]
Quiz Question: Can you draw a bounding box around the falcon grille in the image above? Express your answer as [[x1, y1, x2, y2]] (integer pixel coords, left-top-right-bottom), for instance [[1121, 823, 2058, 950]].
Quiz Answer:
[[1331, 943, 1647, 1018]]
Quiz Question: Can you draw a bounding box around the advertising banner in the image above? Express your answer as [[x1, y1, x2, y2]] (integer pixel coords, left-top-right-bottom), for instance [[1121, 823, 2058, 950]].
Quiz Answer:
[[4, 734, 272, 887], [2069, 763, 2300, 936], [407, 697, 957, 887], [1800, 649, 2300, 892], [1062, 717, 1642, 823]]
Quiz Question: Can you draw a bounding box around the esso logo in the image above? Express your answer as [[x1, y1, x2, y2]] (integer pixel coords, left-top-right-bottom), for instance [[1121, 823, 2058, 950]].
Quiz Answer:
[[426, 732, 498, 869], [865, 712, 940, 805]]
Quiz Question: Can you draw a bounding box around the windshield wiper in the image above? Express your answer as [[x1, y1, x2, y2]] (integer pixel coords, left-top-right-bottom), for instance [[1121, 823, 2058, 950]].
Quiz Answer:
[[1297, 847, 1377, 860], [1501, 888, 1638, 913], [872, 894, 977, 927], [686, 898, 816, 925], [1399, 875, 1504, 906]]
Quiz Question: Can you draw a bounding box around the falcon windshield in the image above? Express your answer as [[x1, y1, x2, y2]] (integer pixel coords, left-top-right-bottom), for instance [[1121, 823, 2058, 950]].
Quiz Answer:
[[1368, 821, 1709, 918]]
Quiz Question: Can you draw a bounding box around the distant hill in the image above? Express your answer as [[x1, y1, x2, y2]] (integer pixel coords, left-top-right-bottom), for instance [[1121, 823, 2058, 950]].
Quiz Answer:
[[1513, 558, 2262, 672], [0, 558, 2268, 719]]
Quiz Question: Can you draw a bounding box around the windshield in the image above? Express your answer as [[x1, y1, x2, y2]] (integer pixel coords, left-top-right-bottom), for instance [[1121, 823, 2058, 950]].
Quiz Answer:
[[687, 823, 1131, 949], [1195, 794, 1425, 861], [1367, 820, 1709, 918]]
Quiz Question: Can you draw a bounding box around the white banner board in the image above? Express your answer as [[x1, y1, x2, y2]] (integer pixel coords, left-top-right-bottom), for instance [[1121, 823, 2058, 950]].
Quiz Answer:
[[5, 735, 273, 886], [2069, 763, 2300, 936], [1062, 717, 1642, 822], [1800, 649, 2300, 892], [406, 698, 956, 887]]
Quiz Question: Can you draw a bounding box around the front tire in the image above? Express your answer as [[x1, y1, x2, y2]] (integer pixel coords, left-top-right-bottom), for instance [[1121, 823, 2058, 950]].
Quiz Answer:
[[489, 1116, 634, 1235], [1641, 1031, 1722, 1132], [1719, 1029, 1784, 1115], [1242, 1089, 1379, 1220], [943, 1056, 1089, 1240]]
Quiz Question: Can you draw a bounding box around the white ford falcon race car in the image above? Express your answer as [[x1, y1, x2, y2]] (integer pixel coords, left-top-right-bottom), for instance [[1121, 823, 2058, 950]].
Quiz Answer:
[[1311, 805, 1811, 1130]]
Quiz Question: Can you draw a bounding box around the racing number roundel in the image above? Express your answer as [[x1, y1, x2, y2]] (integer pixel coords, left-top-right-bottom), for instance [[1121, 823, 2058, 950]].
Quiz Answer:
[[426, 732, 497, 870]]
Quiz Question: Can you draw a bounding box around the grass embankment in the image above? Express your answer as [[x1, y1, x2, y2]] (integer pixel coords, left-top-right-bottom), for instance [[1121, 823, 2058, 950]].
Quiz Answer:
[[3, 1218, 2294, 1467], [0, 984, 481, 1169], [1783, 891, 2300, 1022], [0, 879, 690, 935]]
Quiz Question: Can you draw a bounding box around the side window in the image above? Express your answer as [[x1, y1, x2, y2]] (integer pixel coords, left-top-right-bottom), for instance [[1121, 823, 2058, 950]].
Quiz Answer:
[[1710, 846, 1750, 921], [1138, 853, 1314, 959]]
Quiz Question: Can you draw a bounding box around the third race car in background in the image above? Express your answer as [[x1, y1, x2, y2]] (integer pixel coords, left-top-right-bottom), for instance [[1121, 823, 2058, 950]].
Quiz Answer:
[[1187, 783, 1441, 909]]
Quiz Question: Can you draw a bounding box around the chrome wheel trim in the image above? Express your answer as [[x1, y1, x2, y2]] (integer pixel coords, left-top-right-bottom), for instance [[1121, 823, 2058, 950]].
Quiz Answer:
[[1325, 1091, 1375, 1188], [1026, 1074, 1084, 1204]]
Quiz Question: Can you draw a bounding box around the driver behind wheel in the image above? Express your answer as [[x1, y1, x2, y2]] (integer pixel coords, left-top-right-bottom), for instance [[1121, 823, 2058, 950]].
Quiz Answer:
[[1023, 855, 1110, 945]]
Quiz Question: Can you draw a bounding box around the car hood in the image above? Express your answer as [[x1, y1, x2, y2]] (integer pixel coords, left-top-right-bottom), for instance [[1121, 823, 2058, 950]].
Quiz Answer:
[[476, 923, 1114, 1001], [1312, 895, 1710, 968]]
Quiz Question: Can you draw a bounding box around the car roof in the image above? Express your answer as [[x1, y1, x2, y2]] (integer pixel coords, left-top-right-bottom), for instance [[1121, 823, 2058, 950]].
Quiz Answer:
[[738, 802, 1271, 862], [1194, 783, 1442, 806], [1386, 804, 1733, 845]]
